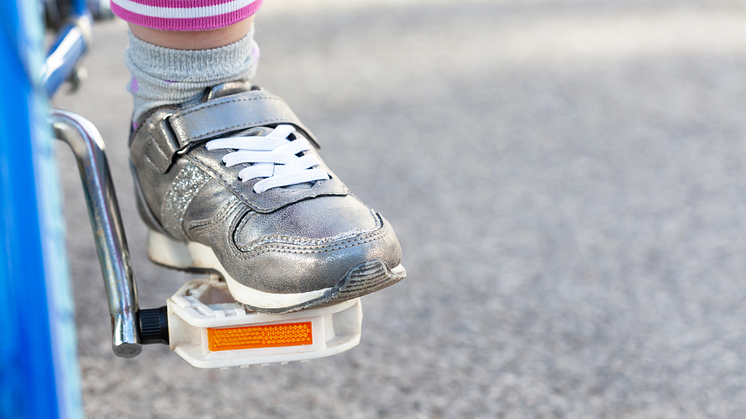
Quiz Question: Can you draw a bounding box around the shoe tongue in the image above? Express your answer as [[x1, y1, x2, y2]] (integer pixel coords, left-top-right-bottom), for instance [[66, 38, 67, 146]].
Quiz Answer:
[[202, 81, 257, 102], [217, 119, 314, 191], [204, 83, 314, 191], [233, 126, 275, 138]]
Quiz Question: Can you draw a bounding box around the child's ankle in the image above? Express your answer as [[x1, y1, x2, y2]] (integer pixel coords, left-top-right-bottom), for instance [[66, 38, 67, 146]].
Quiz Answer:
[[125, 27, 260, 122]]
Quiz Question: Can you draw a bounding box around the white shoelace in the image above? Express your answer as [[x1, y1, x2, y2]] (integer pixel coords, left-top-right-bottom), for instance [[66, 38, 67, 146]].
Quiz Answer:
[[205, 125, 330, 193]]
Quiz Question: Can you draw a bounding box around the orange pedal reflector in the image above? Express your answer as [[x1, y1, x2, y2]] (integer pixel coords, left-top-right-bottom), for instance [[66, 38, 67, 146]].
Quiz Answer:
[[207, 322, 313, 352]]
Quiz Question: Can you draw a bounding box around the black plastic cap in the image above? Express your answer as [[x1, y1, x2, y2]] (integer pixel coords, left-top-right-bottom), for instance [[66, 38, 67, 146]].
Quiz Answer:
[[139, 306, 169, 345]]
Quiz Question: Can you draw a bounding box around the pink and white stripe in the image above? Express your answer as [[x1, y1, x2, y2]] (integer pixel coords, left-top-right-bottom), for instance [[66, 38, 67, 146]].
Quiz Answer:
[[111, 0, 264, 31]]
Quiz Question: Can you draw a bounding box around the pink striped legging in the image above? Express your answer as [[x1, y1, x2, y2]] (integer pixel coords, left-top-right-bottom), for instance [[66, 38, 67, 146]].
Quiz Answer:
[[110, 0, 264, 32]]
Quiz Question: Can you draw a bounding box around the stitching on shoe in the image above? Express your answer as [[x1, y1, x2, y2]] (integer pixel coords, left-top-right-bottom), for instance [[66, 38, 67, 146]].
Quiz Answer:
[[234, 209, 382, 251], [149, 137, 169, 160], [240, 232, 388, 258], [141, 152, 160, 171], [233, 213, 389, 258], [187, 203, 247, 247], [187, 195, 240, 231], [146, 138, 170, 171]]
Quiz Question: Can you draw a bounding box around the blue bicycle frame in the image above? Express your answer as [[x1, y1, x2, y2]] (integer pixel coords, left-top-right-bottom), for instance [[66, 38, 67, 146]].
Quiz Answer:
[[0, 0, 92, 417]]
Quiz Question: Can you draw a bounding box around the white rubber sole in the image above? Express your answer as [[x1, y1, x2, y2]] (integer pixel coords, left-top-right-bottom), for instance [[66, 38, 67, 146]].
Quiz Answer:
[[147, 230, 406, 313]]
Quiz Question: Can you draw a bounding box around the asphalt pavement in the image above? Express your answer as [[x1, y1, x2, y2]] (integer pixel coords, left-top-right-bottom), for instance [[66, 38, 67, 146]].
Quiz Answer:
[[54, 0, 746, 417]]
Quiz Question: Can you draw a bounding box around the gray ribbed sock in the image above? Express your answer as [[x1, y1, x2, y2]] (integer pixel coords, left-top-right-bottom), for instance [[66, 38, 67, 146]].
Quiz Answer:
[[125, 27, 259, 123]]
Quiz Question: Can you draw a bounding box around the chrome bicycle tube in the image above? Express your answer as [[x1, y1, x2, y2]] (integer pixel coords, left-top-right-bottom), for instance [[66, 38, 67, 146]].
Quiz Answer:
[[42, 12, 92, 96], [51, 109, 142, 358]]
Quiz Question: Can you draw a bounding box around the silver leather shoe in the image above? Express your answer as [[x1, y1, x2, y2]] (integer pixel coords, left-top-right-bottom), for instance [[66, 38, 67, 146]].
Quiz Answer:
[[129, 82, 405, 313]]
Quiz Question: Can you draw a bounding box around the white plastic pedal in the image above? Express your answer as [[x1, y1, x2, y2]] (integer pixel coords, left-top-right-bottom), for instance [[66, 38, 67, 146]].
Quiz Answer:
[[166, 275, 362, 369]]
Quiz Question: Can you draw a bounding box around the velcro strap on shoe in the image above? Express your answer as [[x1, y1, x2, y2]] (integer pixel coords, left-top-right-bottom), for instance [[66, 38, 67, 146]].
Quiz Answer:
[[130, 108, 182, 174], [168, 91, 319, 151]]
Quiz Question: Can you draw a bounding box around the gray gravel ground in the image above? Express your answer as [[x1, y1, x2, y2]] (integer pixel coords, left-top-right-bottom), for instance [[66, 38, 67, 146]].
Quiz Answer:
[[53, 0, 746, 417]]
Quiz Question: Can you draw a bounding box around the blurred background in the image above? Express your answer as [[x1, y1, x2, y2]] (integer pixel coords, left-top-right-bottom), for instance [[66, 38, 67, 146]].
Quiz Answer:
[[53, 0, 746, 417]]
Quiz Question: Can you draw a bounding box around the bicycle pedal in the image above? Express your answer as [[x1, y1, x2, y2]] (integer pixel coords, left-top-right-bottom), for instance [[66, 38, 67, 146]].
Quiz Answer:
[[161, 275, 362, 369]]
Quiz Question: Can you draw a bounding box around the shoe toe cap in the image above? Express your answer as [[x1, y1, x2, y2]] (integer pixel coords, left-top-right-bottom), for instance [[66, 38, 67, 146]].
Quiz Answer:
[[229, 198, 402, 294]]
